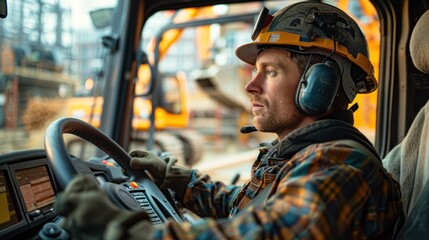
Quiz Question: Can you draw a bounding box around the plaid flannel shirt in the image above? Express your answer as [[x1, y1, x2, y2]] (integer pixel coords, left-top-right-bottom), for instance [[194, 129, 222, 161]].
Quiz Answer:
[[153, 140, 402, 239]]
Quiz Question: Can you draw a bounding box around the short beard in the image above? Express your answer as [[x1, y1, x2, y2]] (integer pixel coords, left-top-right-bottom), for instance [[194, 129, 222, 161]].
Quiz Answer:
[[254, 102, 307, 138]]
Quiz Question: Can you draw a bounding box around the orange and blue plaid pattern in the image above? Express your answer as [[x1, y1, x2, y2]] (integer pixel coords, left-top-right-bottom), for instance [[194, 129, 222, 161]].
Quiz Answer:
[[154, 142, 402, 239]]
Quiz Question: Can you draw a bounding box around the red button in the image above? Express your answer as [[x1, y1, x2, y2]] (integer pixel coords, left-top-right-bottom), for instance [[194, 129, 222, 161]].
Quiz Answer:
[[130, 182, 138, 189]]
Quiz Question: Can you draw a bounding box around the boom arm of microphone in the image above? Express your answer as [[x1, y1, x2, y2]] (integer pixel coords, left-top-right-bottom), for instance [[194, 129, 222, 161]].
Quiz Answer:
[[240, 125, 257, 134]]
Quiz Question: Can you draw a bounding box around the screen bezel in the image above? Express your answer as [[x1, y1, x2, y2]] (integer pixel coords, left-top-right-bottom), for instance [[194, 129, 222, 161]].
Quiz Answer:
[[0, 165, 27, 240], [9, 158, 58, 228]]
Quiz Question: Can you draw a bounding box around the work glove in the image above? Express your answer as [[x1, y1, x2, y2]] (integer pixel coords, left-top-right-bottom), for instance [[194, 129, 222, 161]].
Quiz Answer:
[[129, 150, 192, 202], [55, 175, 152, 240]]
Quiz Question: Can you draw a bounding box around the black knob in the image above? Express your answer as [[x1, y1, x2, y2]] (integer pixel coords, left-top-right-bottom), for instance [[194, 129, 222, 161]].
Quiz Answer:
[[38, 223, 68, 240]]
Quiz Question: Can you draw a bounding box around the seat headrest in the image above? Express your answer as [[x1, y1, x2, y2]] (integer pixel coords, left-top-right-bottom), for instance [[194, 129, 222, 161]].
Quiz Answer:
[[410, 10, 429, 74]]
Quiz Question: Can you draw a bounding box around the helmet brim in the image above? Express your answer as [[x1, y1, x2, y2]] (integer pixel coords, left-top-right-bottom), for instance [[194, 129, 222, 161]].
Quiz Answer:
[[235, 42, 261, 66], [235, 42, 305, 65]]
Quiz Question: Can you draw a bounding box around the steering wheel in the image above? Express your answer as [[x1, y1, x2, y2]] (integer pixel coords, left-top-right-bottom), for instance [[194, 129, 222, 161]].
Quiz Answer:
[[44, 117, 183, 224]]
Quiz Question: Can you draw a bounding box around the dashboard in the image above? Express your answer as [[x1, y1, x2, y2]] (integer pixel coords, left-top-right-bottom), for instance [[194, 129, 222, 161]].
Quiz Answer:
[[0, 150, 57, 240], [0, 148, 186, 240]]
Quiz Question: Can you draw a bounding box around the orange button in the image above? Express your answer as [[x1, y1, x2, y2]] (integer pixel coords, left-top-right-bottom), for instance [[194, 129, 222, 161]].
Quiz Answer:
[[130, 182, 138, 189]]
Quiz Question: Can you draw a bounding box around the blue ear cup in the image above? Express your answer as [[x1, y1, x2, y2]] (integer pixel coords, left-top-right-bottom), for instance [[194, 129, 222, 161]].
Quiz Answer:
[[295, 60, 341, 115]]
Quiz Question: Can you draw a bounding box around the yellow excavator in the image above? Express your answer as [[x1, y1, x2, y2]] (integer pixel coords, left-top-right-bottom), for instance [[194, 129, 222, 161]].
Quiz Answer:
[[67, 6, 273, 165], [66, 8, 211, 166]]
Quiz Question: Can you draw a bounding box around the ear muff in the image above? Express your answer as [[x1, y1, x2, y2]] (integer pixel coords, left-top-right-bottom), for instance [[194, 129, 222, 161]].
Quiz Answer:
[[295, 59, 341, 115]]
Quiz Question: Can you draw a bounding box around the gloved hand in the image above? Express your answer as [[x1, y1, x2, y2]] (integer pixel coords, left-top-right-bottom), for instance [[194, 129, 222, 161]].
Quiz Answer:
[[55, 175, 151, 240], [104, 211, 154, 240], [129, 150, 192, 202]]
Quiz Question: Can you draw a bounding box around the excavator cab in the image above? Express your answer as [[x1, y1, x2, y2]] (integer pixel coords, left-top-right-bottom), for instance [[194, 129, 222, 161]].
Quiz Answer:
[[0, 0, 428, 239]]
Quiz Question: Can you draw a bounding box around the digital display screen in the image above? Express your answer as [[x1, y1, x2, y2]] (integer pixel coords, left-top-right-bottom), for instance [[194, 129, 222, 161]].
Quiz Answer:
[[15, 166, 55, 213], [0, 170, 20, 230]]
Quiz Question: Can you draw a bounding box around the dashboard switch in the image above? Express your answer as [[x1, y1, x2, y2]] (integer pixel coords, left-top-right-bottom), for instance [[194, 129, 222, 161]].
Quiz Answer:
[[28, 209, 42, 220]]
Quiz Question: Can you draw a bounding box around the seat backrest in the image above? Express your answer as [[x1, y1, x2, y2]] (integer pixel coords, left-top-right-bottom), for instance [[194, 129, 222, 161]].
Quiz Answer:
[[382, 9, 429, 239], [409, 10, 429, 74], [382, 101, 429, 216]]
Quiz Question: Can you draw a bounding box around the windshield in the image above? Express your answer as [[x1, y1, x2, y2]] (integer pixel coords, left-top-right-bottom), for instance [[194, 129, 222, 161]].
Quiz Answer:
[[0, 0, 117, 153]]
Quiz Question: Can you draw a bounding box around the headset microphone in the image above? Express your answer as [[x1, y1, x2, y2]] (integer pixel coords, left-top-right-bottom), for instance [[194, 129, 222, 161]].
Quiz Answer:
[[240, 125, 257, 134]]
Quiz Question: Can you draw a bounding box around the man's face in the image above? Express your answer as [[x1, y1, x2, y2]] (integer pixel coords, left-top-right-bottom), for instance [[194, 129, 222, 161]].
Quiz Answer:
[[245, 48, 312, 139]]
